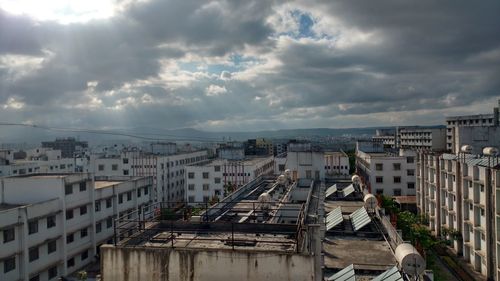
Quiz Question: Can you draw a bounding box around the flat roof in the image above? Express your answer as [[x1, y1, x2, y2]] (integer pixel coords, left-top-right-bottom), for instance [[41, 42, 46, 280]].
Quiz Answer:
[[323, 238, 396, 271], [95, 181, 123, 189], [0, 203, 23, 211], [142, 232, 297, 252]]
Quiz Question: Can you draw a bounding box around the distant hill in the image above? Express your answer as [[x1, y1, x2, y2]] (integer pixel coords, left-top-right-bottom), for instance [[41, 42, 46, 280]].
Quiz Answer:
[[0, 125, 445, 145]]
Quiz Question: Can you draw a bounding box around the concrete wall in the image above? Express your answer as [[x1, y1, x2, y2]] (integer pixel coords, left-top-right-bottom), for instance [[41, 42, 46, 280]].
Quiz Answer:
[[101, 245, 315, 281]]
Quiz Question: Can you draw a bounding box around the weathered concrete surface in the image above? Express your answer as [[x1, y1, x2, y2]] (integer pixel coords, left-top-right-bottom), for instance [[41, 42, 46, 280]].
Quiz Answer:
[[101, 245, 315, 281]]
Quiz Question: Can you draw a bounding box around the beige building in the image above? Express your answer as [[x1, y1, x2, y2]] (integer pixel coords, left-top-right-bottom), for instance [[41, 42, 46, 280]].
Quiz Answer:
[[416, 152, 500, 280]]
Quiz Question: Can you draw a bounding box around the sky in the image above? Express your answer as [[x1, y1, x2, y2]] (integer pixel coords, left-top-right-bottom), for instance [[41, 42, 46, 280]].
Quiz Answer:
[[0, 0, 499, 133]]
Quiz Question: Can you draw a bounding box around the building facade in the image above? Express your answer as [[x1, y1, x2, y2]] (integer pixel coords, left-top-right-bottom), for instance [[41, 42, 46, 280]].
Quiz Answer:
[[416, 152, 500, 280], [324, 151, 350, 177], [91, 149, 209, 204], [41, 138, 88, 158], [185, 157, 274, 204], [0, 174, 152, 281], [356, 142, 416, 196]]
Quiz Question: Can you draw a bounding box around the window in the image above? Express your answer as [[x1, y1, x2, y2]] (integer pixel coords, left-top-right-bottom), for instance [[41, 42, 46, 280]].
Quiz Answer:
[[137, 189, 142, 197], [80, 205, 87, 215], [188, 184, 195, 190], [4, 256, 15, 273], [119, 194, 123, 204], [106, 198, 112, 208], [144, 187, 149, 195], [408, 182, 415, 189], [394, 176, 401, 183], [407, 169, 415, 176], [203, 184, 210, 191], [67, 233, 74, 243], [123, 169, 129, 175], [188, 196, 195, 203], [393, 163, 401, 171], [214, 165, 221, 172], [47, 216, 56, 228], [480, 185, 485, 192], [29, 275, 40, 281], [127, 191, 132, 201], [80, 228, 88, 238], [81, 250, 88, 260], [375, 189, 383, 195], [79, 182, 86, 191], [203, 196, 210, 203], [98, 164, 105, 171], [65, 184, 73, 195], [481, 208, 485, 216], [215, 190, 221, 196], [66, 209, 74, 220], [48, 266, 58, 279], [393, 189, 402, 196], [95, 201, 101, 212], [376, 177, 383, 183], [375, 163, 383, 171], [67, 257, 75, 268], [123, 158, 129, 164], [214, 177, 221, 184], [28, 220, 38, 235], [48, 240, 57, 254], [29, 247, 39, 262], [112, 164, 118, 171], [407, 157, 414, 164], [3, 228, 15, 243], [107, 218, 113, 228], [188, 172, 195, 179], [96, 222, 102, 233]]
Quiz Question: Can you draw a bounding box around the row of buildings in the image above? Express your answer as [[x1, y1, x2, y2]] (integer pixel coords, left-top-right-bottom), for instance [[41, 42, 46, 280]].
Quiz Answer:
[[357, 99, 500, 280]]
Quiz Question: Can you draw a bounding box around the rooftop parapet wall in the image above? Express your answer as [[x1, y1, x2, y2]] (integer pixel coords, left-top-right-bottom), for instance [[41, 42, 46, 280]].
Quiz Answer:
[[101, 245, 315, 281]]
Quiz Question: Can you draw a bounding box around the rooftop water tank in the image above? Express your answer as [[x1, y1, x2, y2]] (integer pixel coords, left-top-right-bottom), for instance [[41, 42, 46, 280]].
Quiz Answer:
[[352, 175, 361, 184], [483, 147, 499, 156], [258, 192, 272, 210], [460, 145, 473, 154], [395, 243, 425, 276], [277, 175, 286, 185], [284, 169, 291, 179], [363, 194, 377, 212]]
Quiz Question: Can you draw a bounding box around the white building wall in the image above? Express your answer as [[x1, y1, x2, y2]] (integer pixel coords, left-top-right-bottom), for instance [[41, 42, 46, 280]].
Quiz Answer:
[[0, 174, 153, 281]]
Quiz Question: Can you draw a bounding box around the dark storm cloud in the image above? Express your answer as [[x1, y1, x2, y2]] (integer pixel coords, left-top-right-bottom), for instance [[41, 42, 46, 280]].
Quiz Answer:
[[0, 0, 499, 133]]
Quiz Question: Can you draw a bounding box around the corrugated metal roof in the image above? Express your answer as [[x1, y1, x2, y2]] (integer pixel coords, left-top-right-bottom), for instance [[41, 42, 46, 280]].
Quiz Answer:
[[371, 266, 402, 281], [342, 184, 355, 197], [326, 207, 343, 231], [326, 184, 338, 198], [326, 264, 356, 281], [350, 207, 371, 232]]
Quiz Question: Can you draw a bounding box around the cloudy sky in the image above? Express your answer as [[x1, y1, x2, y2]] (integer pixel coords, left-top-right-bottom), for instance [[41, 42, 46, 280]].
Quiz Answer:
[[1, 0, 499, 133]]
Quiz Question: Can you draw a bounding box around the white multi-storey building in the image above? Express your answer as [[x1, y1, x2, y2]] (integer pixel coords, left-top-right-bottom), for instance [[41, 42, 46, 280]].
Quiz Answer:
[[324, 151, 350, 177], [399, 127, 447, 151], [285, 142, 325, 181], [356, 141, 416, 196], [446, 100, 500, 153], [185, 156, 274, 204], [0, 173, 152, 281], [416, 151, 500, 280], [91, 149, 209, 204], [373, 127, 447, 151]]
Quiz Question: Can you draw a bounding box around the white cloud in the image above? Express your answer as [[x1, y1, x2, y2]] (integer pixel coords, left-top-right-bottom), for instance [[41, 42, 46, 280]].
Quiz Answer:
[[205, 84, 227, 96]]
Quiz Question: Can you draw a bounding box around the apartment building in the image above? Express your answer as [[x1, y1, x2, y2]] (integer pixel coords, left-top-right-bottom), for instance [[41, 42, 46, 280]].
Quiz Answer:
[[399, 127, 447, 151], [185, 156, 274, 204], [373, 127, 447, 151], [286, 142, 325, 181], [0, 173, 152, 281], [446, 100, 500, 153], [416, 152, 500, 280], [41, 138, 88, 158], [356, 141, 416, 196], [324, 151, 350, 177], [0, 158, 77, 178], [92, 149, 208, 204]]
